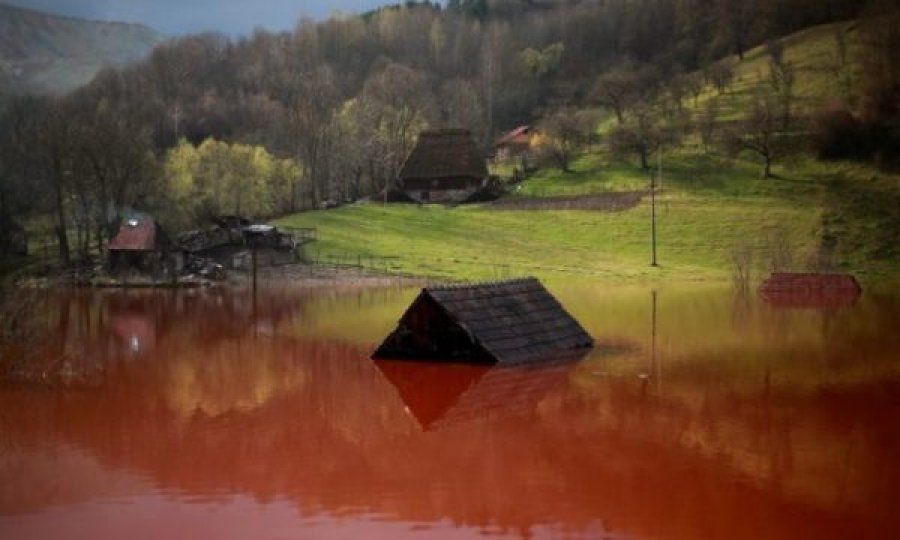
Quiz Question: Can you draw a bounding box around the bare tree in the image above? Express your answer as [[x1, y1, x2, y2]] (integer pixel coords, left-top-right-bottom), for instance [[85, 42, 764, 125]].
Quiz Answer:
[[37, 101, 77, 266], [705, 62, 735, 95], [724, 93, 780, 178], [830, 25, 853, 103], [699, 98, 719, 153], [535, 108, 599, 173], [609, 102, 677, 169], [359, 62, 436, 191], [766, 39, 796, 129], [684, 73, 706, 107], [591, 68, 641, 125], [286, 65, 341, 208], [716, 0, 756, 61]]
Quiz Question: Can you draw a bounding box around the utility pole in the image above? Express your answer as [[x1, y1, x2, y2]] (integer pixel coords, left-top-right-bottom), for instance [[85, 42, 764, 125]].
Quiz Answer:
[[650, 166, 658, 267]]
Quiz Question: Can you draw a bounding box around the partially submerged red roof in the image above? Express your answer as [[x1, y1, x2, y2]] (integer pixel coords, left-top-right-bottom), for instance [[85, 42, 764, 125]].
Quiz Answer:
[[759, 273, 862, 308], [107, 218, 160, 251]]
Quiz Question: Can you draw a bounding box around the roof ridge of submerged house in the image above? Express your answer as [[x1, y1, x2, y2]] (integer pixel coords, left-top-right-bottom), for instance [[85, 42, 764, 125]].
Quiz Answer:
[[374, 277, 593, 365], [426, 277, 537, 291]]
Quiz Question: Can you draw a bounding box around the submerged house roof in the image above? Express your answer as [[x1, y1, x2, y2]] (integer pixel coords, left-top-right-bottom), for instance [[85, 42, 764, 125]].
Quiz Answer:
[[399, 129, 488, 182], [759, 272, 862, 308], [107, 217, 170, 251], [373, 277, 593, 364]]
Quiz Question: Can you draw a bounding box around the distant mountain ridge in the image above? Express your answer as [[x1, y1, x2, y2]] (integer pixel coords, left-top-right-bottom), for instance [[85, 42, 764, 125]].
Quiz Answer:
[[0, 2, 166, 96]]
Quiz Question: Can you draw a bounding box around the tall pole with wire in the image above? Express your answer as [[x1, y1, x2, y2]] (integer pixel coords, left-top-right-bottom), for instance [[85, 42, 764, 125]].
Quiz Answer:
[[650, 161, 658, 267]]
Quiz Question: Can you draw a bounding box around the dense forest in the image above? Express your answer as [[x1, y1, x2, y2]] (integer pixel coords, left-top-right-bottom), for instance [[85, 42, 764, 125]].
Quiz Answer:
[[1, 0, 898, 265]]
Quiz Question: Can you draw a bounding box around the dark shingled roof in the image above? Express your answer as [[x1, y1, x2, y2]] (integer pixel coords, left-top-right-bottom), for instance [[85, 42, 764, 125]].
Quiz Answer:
[[373, 277, 593, 364], [399, 129, 488, 181]]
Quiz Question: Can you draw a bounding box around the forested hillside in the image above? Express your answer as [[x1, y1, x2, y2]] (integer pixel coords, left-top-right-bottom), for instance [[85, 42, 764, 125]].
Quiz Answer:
[[0, 3, 165, 97], [0, 0, 898, 274]]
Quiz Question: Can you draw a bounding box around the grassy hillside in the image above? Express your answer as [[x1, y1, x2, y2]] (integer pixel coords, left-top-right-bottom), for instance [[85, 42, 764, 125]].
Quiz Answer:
[[0, 3, 165, 96], [276, 21, 899, 286], [692, 20, 861, 122]]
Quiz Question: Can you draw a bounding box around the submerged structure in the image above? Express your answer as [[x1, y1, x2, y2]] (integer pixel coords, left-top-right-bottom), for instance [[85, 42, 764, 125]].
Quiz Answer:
[[398, 129, 488, 204], [759, 272, 862, 308], [373, 277, 593, 364]]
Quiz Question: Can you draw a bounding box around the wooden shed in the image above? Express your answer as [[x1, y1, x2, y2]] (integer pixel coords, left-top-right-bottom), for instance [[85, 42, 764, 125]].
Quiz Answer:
[[372, 277, 594, 364], [398, 129, 488, 204], [107, 216, 182, 273]]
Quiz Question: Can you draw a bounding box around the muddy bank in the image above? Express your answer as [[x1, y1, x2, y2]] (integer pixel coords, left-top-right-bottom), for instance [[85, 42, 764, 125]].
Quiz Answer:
[[250, 263, 427, 290], [7, 262, 427, 292]]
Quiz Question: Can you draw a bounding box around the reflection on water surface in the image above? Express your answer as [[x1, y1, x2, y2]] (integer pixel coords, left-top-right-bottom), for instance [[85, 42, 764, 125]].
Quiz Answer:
[[1, 284, 899, 539]]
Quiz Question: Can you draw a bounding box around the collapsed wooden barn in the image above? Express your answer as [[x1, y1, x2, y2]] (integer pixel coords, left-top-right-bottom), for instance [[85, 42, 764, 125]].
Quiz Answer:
[[373, 277, 594, 364], [398, 129, 489, 204]]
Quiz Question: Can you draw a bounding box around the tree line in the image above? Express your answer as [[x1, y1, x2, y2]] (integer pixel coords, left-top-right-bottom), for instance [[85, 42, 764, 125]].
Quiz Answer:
[[0, 0, 887, 265]]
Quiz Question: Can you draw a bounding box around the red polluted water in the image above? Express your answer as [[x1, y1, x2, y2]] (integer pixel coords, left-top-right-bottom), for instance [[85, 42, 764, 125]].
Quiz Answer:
[[0, 285, 899, 539]]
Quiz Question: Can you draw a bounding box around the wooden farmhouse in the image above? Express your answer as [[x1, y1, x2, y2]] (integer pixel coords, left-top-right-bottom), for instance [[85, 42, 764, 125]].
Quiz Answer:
[[398, 129, 488, 204], [107, 216, 183, 273], [373, 277, 594, 364]]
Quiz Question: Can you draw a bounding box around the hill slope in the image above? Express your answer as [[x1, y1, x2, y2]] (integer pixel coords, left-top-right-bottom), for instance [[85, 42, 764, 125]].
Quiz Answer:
[[0, 3, 166, 96], [275, 21, 900, 285]]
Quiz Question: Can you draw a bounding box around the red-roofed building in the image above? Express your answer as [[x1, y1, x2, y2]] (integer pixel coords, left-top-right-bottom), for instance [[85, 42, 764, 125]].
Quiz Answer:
[[107, 216, 182, 273], [494, 125, 536, 172]]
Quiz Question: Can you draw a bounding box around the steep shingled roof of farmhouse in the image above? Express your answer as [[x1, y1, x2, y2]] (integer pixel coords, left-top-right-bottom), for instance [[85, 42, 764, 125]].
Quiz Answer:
[[373, 277, 593, 364], [399, 129, 489, 181]]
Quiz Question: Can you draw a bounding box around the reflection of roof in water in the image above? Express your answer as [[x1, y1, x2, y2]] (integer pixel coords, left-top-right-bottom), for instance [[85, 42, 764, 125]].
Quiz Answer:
[[109, 312, 157, 355], [375, 358, 582, 431]]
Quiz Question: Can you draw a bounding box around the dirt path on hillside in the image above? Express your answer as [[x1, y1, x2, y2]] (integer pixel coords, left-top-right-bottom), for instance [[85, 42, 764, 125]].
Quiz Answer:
[[491, 191, 644, 211]]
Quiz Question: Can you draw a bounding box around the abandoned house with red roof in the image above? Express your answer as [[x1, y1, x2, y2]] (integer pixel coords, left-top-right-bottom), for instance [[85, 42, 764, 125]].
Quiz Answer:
[[107, 215, 183, 273], [373, 277, 594, 365], [398, 129, 489, 204], [494, 125, 533, 160]]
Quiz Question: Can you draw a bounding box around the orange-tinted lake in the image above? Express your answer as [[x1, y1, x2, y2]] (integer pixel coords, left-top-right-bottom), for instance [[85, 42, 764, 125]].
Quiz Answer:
[[1, 283, 898, 539]]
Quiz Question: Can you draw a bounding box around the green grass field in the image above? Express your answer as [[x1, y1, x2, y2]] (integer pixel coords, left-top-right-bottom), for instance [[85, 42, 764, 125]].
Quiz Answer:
[[278, 150, 899, 285]]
